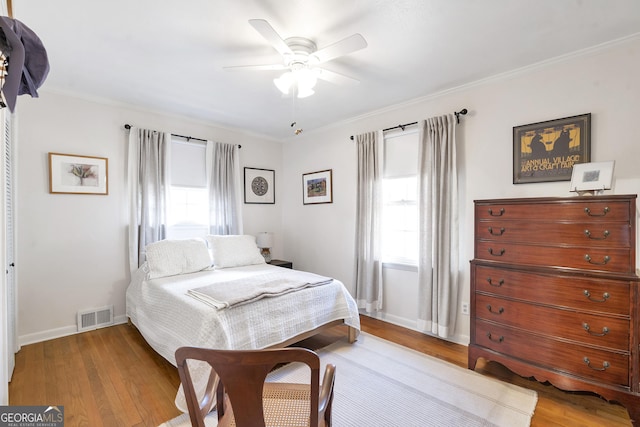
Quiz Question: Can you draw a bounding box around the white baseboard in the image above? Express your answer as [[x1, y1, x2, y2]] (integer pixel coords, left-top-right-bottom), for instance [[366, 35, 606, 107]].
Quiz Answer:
[[361, 311, 470, 346], [19, 314, 128, 347]]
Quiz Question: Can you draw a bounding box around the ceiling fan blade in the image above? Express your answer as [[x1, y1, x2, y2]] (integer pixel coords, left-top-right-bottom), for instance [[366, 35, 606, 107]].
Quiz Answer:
[[312, 34, 367, 63], [316, 68, 360, 85], [223, 64, 287, 71], [249, 19, 293, 57]]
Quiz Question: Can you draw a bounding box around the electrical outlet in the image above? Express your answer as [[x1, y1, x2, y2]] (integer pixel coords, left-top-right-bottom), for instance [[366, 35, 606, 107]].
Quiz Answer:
[[461, 302, 470, 315]]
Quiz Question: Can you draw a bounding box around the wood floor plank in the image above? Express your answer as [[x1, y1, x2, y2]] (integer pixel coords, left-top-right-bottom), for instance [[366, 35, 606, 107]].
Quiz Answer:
[[43, 339, 66, 404], [93, 328, 145, 426], [108, 326, 180, 424], [65, 334, 102, 427], [81, 332, 128, 426], [8, 315, 634, 426]]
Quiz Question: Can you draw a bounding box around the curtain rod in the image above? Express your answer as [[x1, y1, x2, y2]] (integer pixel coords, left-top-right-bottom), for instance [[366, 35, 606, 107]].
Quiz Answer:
[[124, 124, 241, 149], [349, 108, 468, 141]]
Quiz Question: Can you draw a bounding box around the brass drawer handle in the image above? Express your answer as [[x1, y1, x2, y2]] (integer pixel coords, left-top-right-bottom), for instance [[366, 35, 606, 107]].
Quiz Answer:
[[486, 332, 504, 343], [488, 208, 505, 217], [486, 277, 504, 287], [583, 357, 610, 371], [584, 206, 610, 217], [488, 248, 505, 257], [584, 254, 610, 265], [486, 304, 504, 315], [582, 322, 609, 337], [583, 290, 610, 303], [584, 229, 610, 240], [488, 227, 505, 236]]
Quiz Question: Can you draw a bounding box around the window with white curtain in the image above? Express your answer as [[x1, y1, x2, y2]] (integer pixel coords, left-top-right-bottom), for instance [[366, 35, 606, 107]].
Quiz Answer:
[[167, 138, 209, 239], [381, 129, 419, 266]]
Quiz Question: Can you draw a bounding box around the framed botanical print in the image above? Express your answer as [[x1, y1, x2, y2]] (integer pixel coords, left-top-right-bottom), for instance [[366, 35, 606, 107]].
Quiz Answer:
[[49, 152, 108, 195], [244, 167, 275, 204]]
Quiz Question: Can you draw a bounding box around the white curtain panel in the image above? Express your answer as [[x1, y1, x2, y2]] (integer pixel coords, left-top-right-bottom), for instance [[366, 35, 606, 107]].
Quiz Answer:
[[127, 127, 170, 274], [206, 141, 243, 235], [417, 115, 459, 338], [354, 130, 384, 312]]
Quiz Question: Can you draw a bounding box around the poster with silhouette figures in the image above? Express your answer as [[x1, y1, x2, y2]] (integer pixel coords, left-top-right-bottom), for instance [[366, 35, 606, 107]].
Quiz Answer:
[[513, 113, 591, 184]]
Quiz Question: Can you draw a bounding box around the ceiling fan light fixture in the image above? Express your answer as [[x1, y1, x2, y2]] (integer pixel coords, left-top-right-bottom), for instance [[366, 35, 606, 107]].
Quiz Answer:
[[295, 68, 317, 90], [273, 72, 294, 95], [296, 86, 315, 98], [232, 20, 366, 99], [274, 68, 318, 98]]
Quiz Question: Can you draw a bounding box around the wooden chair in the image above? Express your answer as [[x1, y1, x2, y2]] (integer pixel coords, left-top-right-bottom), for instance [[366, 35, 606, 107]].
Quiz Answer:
[[175, 346, 336, 427]]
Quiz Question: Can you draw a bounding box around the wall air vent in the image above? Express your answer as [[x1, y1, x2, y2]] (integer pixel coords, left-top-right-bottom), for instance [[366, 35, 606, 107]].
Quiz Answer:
[[77, 305, 114, 332]]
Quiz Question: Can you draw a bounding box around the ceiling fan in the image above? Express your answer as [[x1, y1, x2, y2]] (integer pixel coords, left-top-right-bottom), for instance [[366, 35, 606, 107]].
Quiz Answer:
[[224, 19, 367, 98]]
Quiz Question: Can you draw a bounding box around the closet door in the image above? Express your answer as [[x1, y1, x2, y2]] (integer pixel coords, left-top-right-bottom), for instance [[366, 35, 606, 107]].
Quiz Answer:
[[4, 110, 16, 380], [1, 106, 16, 404]]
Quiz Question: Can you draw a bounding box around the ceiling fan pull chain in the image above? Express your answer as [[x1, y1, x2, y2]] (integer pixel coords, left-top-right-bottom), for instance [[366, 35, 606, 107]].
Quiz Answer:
[[290, 90, 303, 135]]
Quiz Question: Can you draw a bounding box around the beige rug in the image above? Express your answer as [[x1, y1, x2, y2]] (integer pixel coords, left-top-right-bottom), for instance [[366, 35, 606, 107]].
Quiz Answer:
[[160, 333, 537, 427]]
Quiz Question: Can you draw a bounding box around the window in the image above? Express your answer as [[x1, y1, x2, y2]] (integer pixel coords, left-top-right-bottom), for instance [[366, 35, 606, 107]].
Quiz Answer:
[[382, 176, 418, 264], [381, 130, 419, 266], [166, 138, 209, 239], [168, 186, 209, 226]]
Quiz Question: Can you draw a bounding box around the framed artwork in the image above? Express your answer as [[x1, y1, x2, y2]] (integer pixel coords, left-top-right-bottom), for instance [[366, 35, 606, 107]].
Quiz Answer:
[[49, 152, 108, 195], [244, 167, 275, 204], [513, 113, 591, 184], [303, 169, 333, 205], [570, 161, 615, 194]]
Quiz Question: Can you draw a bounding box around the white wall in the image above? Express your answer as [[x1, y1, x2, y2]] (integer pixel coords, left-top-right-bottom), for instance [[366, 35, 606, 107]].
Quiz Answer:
[[15, 92, 284, 344], [281, 36, 640, 344]]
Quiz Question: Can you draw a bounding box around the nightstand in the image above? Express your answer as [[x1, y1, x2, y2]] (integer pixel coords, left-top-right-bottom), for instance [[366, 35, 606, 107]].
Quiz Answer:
[[269, 259, 293, 269]]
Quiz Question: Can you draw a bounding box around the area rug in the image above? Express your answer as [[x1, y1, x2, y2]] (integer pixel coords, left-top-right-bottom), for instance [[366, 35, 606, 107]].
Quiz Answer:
[[159, 332, 537, 427]]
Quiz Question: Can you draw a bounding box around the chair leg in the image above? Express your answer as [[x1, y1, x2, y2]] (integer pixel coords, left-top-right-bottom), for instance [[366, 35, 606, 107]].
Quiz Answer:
[[324, 391, 334, 427]]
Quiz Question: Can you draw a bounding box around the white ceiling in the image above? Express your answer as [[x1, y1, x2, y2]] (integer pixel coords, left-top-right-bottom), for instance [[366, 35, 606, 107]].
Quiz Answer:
[[11, 0, 640, 140]]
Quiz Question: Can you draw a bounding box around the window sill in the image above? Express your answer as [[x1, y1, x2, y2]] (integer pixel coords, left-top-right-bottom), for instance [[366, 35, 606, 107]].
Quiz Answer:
[[382, 262, 417, 272]]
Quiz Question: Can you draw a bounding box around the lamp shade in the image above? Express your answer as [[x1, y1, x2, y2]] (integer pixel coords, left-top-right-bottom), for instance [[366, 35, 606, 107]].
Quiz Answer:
[[273, 72, 294, 95], [273, 68, 318, 98], [256, 232, 274, 248]]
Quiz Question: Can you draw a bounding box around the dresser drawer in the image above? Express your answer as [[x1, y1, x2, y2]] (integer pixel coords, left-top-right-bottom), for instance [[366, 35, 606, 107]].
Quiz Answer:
[[475, 200, 631, 222], [476, 220, 630, 247], [473, 264, 630, 315], [474, 294, 629, 350], [475, 319, 629, 386], [475, 241, 633, 273]]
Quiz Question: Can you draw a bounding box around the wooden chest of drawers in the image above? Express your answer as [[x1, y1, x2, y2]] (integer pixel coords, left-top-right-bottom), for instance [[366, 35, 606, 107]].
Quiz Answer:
[[468, 195, 640, 422]]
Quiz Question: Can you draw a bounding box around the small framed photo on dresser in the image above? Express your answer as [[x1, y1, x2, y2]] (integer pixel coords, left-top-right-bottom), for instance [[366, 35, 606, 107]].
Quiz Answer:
[[570, 161, 615, 194]]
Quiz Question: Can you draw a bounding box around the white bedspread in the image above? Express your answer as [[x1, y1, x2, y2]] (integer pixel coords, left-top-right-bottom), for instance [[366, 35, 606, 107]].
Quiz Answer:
[[187, 269, 333, 309], [126, 263, 360, 364]]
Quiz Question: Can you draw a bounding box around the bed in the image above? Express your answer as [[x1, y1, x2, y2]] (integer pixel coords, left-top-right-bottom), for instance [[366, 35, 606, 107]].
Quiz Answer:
[[125, 235, 360, 373]]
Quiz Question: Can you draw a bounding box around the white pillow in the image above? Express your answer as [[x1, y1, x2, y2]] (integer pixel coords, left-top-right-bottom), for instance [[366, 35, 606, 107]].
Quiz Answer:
[[206, 234, 266, 268], [145, 238, 212, 279]]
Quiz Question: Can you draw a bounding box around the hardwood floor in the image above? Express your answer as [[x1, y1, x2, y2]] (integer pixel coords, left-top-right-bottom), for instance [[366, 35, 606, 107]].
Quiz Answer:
[[9, 316, 633, 426]]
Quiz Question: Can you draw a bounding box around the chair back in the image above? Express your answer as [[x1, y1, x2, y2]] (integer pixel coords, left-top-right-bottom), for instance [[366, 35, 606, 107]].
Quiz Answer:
[[175, 346, 324, 427]]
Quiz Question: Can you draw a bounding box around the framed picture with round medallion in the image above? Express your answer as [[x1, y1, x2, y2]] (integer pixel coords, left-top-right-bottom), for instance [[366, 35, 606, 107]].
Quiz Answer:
[[244, 167, 275, 204]]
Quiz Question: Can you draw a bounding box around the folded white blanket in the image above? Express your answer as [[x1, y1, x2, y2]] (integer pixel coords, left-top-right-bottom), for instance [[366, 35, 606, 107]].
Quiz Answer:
[[187, 269, 333, 309]]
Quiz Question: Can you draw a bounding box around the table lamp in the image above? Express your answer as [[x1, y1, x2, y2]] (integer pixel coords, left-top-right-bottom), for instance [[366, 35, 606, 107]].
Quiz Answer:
[[256, 232, 274, 263]]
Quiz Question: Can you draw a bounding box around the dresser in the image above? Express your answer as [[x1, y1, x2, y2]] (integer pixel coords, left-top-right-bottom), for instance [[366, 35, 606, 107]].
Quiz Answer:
[[469, 195, 640, 422]]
